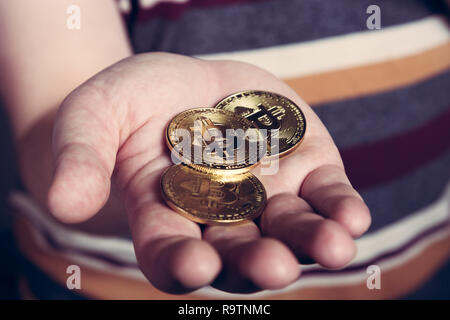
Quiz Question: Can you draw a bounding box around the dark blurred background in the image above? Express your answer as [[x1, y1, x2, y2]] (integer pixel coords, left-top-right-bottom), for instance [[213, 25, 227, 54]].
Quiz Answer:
[[0, 103, 20, 299]]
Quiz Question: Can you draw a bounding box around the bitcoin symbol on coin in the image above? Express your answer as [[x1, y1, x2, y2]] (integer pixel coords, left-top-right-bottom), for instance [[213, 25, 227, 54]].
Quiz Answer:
[[216, 91, 306, 158]]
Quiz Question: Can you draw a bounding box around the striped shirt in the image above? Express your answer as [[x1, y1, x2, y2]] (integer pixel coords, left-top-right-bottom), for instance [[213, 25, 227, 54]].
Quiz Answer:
[[11, 0, 450, 299]]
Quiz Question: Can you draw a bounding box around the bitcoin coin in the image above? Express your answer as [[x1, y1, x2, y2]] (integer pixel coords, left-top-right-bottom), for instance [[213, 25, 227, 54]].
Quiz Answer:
[[161, 164, 266, 225], [166, 108, 267, 173], [215, 90, 306, 158]]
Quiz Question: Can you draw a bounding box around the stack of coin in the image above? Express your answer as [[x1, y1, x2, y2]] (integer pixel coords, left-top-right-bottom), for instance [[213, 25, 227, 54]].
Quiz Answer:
[[161, 90, 306, 225]]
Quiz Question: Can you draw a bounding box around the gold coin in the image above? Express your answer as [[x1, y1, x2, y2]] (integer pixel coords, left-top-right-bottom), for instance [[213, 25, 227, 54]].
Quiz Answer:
[[161, 164, 266, 225], [166, 108, 267, 173], [215, 90, 306, 158]]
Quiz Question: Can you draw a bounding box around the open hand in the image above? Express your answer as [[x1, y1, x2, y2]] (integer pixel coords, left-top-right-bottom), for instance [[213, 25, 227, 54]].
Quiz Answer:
[[48, 53, 371, 294]]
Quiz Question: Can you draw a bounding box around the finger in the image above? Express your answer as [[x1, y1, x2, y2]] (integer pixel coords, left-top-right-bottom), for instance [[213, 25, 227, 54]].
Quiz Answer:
[[127, 166, 221, 294], [261, 193, 356, 269], [300, 165, 371, 237], [48, 90, 120, 223], [203, 222, 300, 293]]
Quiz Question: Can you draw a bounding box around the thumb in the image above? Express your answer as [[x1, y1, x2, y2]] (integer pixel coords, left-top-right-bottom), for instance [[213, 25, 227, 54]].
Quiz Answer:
[[48, 90, 120, 223]]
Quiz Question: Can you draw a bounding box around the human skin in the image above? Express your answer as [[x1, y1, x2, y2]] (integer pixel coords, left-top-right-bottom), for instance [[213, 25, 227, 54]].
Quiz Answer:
[[1, 1, 371, 294]]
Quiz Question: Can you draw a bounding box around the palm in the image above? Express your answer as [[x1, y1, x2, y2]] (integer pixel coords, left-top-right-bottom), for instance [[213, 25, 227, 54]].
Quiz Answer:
[[49, 53, 371, 294]]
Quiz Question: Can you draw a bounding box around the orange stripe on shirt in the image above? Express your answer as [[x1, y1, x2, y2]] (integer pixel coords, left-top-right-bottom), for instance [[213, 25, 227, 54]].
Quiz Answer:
[[284, 42, 450, 105]]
